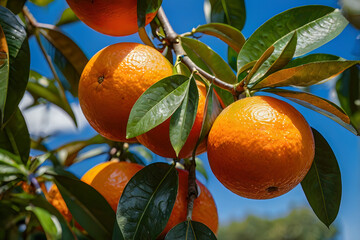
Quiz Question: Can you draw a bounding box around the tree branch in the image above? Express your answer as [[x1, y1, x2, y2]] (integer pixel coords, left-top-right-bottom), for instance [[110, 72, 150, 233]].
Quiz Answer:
[[186, 156, 198, 220], [157, 7, 238, 95]]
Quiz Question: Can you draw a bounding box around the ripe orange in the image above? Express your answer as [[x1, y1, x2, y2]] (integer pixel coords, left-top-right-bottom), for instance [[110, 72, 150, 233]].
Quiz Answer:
[[136, 82, 208, 159], [207, 96, 315, 199], [66, 0, 157, 36], [78, 42, 173, 142], [159, 169, 218, 238]]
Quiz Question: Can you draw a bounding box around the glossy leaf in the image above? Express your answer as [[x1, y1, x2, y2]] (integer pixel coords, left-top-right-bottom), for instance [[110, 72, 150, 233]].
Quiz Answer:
[[0, 0, 26, 14], [252, 58, 359, 90], [194, 23, 245, 52], [127, 75, 189, 138], [0, 6, 30, 125], [164, 220, 217, 240], [117, 162, 178, 240], [26, 205, 62, 240], [336, 65, 360, 133], [54, 175, 116, 240], [137, 0, 162, 28], [29, 0, 54, 7], [301, 128, 341, 227], [208, 0, 246, 31], [27, 70, 77, 126], [0, 149, 27, 177], [56, 134, 107, 166], [196, 85, 223, 146], [0, 24, 9, 125], [0, 108, 30, 164], [248, 31, 297, 86], [37, 24, 88, 97], [170, 78, 199, 156], [56, 8, 79, 26], [264, 89, 358, 135], [227, 46, 237, 71], [181, 37, 235, 106], [237, 6, 348, 71]]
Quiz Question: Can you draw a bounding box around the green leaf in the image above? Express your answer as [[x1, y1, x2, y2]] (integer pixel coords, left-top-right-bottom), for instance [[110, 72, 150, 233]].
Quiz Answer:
[[237, 6, 348, 71], [54, 175, 116, 240], [194, 23, 245, 52], [27, 205, 62, 240], [248, 31, 298, 86], [0, 24, 9, 126], [0, 149, 27, 177], [301, 128, 341, 227], [0, 0, 26, 14], [196, 85, 223, 147], [336, 65, 360, 133], [29, 0, 54, 7], [208, 0, 246, 31], [0, 6, 30, 125], [252, 57, 359, 90], [165, 220, 217, 240], [126, 75, 189, 138], [130, 145, 153, 162], [227, 46, 237, 71], [137, 0, 162, 28], [263, 89, 358, 135], [181, 37, 235, 106], [56, 134, 107, 166], [181, 37, 236, 84], [112, 222, 124, 240], [195, 157, 208, 182], [37, 24, 88, 97], [0, 108, 30, 163], [27, 70, 77, 125], [170, 78, 199, 156], [56, 8, 79, 26], [117, 162, 178, 240]]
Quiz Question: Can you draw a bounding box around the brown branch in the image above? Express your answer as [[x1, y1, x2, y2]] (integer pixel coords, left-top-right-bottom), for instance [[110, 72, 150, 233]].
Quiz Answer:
[[157, 7, 239, 95], [185, 156, 198, 220]]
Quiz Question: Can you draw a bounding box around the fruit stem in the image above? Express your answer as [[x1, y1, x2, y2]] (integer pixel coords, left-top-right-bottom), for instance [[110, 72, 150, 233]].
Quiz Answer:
[[157, 7, 237, 95], [185, 155, 198, 220]]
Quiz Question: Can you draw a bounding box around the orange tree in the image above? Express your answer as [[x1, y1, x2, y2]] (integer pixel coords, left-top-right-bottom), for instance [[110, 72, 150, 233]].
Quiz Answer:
[[0, 0, 359, 239]]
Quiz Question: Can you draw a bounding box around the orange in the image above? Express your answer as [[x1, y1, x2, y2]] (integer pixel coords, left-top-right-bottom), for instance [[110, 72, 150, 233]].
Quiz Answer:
[[136, 82, 208, 159], [78, 42, 173, 142], [207, 96, 315, 199], [159, 169, 218, 238], [47, 185, 73, 222], [66, 0, 157, 36]]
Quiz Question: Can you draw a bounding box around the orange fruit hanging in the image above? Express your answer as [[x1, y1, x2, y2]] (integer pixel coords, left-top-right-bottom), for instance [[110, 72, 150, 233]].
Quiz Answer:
[[66, 0, 157, 36], [78, 42, 173, 142], [158, 169, 218, 238], [136, 82, 208, 159], [207, 96, 315, 199]]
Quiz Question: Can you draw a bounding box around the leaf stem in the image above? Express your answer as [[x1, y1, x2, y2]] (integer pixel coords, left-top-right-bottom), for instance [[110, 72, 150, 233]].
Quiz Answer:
[[156, 7, 238, 96]]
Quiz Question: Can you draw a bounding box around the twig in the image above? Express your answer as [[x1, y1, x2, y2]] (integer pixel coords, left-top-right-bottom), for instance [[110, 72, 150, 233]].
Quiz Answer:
[[156, 7, 239, 95], [186, 156, 198, 220]]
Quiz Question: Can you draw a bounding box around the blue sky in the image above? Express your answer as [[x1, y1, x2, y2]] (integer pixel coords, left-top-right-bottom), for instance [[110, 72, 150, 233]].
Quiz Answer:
[[24, 0, 359, 239]]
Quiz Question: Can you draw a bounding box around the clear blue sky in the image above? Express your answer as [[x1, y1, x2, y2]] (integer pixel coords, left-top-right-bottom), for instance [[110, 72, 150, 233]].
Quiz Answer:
[[25, 0, 360, 239]]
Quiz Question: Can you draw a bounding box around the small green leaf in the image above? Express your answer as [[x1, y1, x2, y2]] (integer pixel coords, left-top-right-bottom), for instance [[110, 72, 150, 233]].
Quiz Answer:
[[54, 175, 116, 240], [336, 65, 360, 133], [127, 75, 189, 138], [29, 0, 54, 7], [194, 23, 245, 52], [248, 31, 297, 86], [130, 145, 153, 162], [170, 78, 199, 156], [0, 149, 27, 177], [0, 108, 30, 164], [252, 57, 359, 89], [112, 222, 124, 240], [37, 24, 88, 97], [227, 47, 237, 71], [56, 8, 79, 26], [27, 70, 77, 125], [237, 6, 348, 71], [0, 23, 9, 126], [0, 6, 30, 125], [195, 157, 208, 182], [165, 220, 217, 240], [27, 205, 62, 240], [301, 128, 341, 227], [208, 0, 246, 31], [263, 89, 358, 135], [117, 162, 178, 240], [196, 85, 223, 147], [137, 0, 162, 28]]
